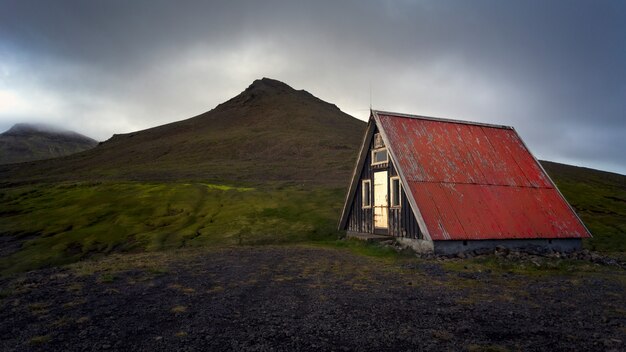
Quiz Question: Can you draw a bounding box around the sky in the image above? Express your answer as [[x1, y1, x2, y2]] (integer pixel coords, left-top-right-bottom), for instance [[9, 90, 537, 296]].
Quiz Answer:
[[0, 0, 625, 174]]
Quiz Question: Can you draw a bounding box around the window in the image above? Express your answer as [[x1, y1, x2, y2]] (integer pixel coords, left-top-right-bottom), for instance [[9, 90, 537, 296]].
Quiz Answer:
[[362, 180, 371, 208], [390, 176, 401, 208], [371, 148, 388, 165], [373, 133, 385, 149]]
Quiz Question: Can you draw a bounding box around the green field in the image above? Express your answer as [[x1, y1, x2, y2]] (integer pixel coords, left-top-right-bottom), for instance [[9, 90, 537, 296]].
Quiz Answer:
[[0, 182, 344, 275], [0, 162, 624, 275]]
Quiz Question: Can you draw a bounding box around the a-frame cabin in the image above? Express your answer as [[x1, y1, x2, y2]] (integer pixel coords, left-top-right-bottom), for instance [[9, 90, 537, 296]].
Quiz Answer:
[[339, 110, 591, 254]]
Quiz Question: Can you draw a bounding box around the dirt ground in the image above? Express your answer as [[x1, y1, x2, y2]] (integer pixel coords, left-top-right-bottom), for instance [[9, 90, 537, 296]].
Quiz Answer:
[[0, 246, 624, 352]]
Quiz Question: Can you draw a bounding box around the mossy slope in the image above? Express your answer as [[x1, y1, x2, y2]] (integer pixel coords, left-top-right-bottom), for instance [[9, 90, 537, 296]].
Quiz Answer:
[[0, 182, 344, 274]]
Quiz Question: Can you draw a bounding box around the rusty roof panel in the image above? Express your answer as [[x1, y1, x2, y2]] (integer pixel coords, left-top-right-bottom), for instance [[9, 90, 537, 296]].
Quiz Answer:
[[379, 114, 542, 186], [376, 112, 591, 240], [482, 127, 552, 188], [408, 182, 589, 240]]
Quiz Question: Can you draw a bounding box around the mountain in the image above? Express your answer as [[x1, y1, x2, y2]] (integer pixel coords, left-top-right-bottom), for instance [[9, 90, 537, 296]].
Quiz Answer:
[[0, 78, 365, 186], [0, 123, 98, 165]]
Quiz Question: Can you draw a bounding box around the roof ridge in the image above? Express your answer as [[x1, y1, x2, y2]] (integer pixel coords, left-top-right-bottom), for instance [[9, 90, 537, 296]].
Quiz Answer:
[[371, 110, 514, 130], [405, 180, 554, 189]]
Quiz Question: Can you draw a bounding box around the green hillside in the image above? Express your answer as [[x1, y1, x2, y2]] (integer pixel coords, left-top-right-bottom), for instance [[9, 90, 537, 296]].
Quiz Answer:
[[0, 123, 97, 165], [0, 182, 345, 274], [0, 78, 364, 187]]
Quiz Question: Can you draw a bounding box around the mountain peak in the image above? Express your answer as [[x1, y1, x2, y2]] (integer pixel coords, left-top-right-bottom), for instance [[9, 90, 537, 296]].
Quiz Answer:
[[214, 77, 305, 110], [0, 123, 98, 164], [244, 77, 297, 96], [214, 77, 340, 114], [3, 123, 96, 140], [5, 123, 64, 135]]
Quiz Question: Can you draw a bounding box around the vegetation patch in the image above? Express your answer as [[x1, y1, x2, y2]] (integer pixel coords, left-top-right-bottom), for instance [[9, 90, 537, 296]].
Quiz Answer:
[[0, 182, 344, 275], [28, 335, 51, 345], [28, 302, 50, 315], [98, 273, 116, 283], [442, 255, 613, 277], [466, 344, 510, 352], [171, 305, 187, 314], [313, 239, 406, 260]]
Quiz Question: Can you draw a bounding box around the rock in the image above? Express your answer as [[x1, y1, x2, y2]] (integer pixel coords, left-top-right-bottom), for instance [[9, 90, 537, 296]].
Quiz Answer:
[[473, 248, 491, 256], [495, 245, 510, 256]]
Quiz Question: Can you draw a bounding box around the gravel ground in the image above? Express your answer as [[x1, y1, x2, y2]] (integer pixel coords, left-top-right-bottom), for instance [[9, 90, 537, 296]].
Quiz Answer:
[[0, 246, 624, 352]]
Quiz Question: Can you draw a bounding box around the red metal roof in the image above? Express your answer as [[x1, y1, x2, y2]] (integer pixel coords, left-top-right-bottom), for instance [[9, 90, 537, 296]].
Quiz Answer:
[[375, 112, 590, 241]]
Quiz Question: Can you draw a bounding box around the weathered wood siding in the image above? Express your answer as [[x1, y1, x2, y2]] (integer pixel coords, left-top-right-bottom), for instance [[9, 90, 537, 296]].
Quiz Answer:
[[346, 139, 374, 234], [346, 126, 422, 239], [388, 161, 421, 239]]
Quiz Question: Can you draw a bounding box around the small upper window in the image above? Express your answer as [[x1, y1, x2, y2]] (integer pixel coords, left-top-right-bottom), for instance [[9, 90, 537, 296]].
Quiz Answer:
[[372, 148, 388, 165], [373, 133, 385, 149], [362, 180, 371, 208], [390, 176, 401, 207]]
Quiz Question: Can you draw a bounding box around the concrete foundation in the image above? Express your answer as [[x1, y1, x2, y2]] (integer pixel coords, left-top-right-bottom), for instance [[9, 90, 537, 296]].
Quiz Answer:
[[396, 237, 434, 253], [433, 238, 583, 255], [346, 231, 391, 243], [346, 231, 583, 255]]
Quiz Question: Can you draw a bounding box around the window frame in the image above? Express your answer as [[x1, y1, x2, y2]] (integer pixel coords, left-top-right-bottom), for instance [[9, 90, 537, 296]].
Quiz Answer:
[[390, 176, 401, 208], [371, 148, 388, 166], [361, 179, 372, 208]]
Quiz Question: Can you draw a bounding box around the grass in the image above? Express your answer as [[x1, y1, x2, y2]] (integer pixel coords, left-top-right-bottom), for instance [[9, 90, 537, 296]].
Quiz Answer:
[[315, 238, 408, 260], [98, 273, 116, 283], [170, 305, 187, 313], [28, 302, 50, 315], [0, 181, 345, 275], [442, 255, 612, 277], [28, 335, 51, 345]]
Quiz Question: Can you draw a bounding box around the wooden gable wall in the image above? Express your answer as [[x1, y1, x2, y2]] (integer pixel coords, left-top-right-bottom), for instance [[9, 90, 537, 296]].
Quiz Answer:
[[345, 125, 422, 239]]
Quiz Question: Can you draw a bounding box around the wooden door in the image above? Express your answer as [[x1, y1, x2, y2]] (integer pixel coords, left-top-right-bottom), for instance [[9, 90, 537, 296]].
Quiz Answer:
[[373, 171, 388, 229]]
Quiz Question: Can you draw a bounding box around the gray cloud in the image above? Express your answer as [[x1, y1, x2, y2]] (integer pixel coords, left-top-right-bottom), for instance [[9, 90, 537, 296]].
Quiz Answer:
[[0, 0, 624, 174]]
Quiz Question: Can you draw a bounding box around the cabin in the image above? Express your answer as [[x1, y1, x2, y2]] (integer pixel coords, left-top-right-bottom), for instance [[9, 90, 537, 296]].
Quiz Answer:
[[339, 110, 591, 254]]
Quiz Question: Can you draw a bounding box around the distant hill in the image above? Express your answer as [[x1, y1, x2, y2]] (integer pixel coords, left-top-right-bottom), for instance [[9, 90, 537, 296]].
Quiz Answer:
[[0, 78, 365, 186], [0, 123, 97, 165]]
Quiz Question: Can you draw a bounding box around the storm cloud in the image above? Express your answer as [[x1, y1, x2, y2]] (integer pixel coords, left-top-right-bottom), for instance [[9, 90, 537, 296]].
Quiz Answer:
[[1, 0, 624, 173]]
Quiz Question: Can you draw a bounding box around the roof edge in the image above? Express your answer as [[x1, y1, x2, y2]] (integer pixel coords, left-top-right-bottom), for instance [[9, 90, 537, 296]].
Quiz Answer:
[[372, 110, 514, 130], [372, 111, 433, 241], [510, 126, 593, 238], [338, 118, 377, 230]]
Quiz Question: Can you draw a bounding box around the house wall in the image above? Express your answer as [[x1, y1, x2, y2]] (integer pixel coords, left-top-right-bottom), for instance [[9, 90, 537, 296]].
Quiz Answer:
[[346, 126, 421, 239], [388, 159, 422, 239], [346, 140, 374, 234]]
